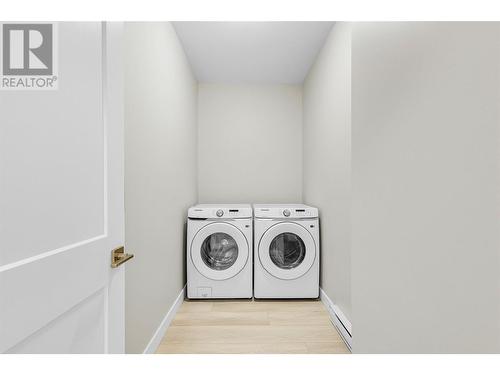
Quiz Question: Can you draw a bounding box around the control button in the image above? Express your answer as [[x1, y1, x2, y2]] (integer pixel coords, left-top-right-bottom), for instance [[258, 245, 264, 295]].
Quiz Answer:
[[283, 209, 291, 217], [216, 209, 224, 217]]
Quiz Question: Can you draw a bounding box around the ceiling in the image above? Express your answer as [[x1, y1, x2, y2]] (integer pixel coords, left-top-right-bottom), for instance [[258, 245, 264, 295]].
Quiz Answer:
[[173, 22, 334, 84]]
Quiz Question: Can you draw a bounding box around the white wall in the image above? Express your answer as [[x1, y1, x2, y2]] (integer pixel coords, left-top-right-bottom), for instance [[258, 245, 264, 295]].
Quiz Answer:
[[303, 23, 352, 321], [124, 22, 198, 353], [351, 22, 500, 353], [198, 84, 303, 203]]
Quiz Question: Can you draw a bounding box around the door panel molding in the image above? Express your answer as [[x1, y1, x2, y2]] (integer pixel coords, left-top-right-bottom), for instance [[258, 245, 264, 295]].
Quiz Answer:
[[0, 234, 106, 273], [0, 242, 106, 352]]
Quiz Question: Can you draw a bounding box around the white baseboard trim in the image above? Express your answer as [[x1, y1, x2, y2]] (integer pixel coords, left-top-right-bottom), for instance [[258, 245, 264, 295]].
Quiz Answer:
[[143, 285, 186, 354], [320, 288, 352, 351]]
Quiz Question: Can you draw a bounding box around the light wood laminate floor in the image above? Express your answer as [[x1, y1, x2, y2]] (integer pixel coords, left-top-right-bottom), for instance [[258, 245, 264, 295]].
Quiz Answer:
[[156, 300, 350, 354]]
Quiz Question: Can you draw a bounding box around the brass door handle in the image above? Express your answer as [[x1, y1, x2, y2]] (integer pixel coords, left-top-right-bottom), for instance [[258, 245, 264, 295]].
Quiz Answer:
[[111, 246, 134, 268]]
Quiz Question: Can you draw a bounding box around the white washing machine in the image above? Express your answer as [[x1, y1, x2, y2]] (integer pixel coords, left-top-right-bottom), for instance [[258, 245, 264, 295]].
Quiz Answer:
[[187, 204, 253, 299], [253, 204, 320, 299]]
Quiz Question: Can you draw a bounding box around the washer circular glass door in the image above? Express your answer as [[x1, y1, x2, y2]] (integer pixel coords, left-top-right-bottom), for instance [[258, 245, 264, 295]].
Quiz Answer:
[[258, 222, 316, 280], [191, 222, 249, 280]]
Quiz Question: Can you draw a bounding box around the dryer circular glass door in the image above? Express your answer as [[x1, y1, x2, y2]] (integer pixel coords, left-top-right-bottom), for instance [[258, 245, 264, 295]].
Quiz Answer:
[[191, 222, 249, 281], [258, 222, 316, 280]]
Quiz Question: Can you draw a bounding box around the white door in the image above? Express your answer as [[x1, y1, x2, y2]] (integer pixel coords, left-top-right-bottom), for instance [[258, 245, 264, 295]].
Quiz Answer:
[[0, 22, 126, 353]]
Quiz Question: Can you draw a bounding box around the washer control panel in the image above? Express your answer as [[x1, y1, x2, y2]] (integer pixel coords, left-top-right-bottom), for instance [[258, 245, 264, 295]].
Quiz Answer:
[[188, 204, 252, 219]]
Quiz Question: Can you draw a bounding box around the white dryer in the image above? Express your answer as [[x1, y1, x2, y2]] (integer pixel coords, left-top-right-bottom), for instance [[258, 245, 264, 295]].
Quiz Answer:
[[187, 204, 253, 299], [253, 204, 319, 299]]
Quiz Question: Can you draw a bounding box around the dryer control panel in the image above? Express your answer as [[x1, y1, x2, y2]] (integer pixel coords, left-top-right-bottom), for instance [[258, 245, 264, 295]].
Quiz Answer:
[[253, 204, 318, 219]]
